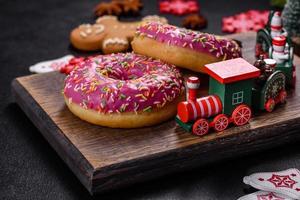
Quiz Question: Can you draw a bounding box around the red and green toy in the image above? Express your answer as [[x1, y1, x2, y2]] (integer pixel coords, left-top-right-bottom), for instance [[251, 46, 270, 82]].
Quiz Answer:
[[255, 11, 296, 87], [176, 57, 288, 136]]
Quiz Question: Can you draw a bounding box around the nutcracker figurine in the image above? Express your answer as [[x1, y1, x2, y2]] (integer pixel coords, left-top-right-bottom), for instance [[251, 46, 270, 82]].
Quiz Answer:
[[255, 11, 288, 58], [255, 10, 296, 87]]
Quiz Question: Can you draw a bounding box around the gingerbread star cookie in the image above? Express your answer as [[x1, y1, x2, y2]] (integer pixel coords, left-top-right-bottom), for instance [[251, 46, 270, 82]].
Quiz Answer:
[[94, 0, 143, 17], [182, 14, 207, 30], [70, 15, 168, 54], [117, 0, 143, 14], [94, 1, 123, 16]]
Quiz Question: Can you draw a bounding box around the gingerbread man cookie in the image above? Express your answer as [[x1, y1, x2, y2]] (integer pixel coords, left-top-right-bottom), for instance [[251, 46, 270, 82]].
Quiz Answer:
[[70, 15, 168, 54]]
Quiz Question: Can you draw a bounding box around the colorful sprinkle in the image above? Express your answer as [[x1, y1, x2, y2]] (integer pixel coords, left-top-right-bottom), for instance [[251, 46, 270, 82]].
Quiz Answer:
[[63, 53, 184, 114], [136, 22, 242, 59]]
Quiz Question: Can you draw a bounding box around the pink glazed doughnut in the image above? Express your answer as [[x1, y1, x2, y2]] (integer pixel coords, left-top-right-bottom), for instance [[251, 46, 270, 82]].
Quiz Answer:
[[63, 53, 185, 128], [132, 22, 242, 73]]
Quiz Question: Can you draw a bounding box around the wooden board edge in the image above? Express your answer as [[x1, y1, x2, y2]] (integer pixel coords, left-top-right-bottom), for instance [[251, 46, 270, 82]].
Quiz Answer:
[[11, 78, 95, 194], [90, 118, 300, 194]]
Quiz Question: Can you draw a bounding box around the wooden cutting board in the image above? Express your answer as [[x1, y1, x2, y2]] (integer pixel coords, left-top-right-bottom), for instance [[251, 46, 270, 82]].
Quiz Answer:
[[11, 32, 300, 195]]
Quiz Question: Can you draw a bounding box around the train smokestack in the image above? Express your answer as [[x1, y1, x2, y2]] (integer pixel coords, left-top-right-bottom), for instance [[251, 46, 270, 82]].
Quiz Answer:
[[187, 77, 200, 101]]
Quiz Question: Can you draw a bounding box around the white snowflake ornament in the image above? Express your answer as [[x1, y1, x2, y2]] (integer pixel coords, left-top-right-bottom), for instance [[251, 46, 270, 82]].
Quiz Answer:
[[238, 191, 293, 200], [29, 55, 74, 73], [243, 169, 300, 199]]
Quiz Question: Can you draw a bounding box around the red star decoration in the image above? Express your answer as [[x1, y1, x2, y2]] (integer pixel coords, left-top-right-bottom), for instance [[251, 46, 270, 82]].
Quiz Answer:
[[257, 192, 284, 200], [159, 0, 199, 16], [60, 57, 91, 74], [222, 10, 269, 33], [267, 174, 297, 189]]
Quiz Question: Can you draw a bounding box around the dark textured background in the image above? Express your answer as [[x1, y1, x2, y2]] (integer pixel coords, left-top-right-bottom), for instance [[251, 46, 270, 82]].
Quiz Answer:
[[1, 0, 300, 199]]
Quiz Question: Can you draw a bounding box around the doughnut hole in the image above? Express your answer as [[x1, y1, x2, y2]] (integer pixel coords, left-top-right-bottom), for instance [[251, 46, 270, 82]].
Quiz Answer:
[[96, 64, 146, 80]]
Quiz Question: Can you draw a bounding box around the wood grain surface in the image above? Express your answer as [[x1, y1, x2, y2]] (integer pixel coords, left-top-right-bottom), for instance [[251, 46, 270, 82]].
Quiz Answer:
[[11, 32, 300, 194]]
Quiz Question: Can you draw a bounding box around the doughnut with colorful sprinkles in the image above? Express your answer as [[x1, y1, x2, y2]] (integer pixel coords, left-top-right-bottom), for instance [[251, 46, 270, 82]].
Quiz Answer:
[[63, 53, 185, 128], [132, 22, 242, 73]]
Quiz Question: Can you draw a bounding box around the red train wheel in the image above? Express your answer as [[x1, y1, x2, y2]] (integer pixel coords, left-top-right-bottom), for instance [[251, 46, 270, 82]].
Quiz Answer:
[[279, 90, 287, 104], [265, 98, 275, 112], [232, 105, 252, 126], [213, 114, 229, 132], [192, 119, 209, 136]]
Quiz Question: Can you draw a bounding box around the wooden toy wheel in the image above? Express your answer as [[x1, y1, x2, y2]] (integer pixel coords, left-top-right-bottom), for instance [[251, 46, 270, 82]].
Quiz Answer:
[[263, 71, 286, 103], [265, 98, 275, 112], [232, 105, 252, 126], [279, 90, 287, 104], [213, 114, 229, 132], [192, 118, 209, 136]]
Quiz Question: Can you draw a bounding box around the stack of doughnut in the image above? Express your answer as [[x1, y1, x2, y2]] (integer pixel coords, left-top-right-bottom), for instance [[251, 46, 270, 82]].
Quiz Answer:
[[132, 22, 242, 73], [64, 22, 243, 128], [63, 53, 185, 128]]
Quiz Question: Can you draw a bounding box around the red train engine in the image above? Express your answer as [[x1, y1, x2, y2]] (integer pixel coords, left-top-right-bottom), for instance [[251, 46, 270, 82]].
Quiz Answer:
[[176, 58, 261, 136]]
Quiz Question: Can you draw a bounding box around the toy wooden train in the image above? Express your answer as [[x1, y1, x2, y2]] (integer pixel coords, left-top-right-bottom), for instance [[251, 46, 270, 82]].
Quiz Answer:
[[175, 57, 288, 136]]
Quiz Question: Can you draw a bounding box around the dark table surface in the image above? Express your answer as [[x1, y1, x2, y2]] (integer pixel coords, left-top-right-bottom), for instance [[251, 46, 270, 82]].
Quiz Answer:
[[1, 0, 300, 199]]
